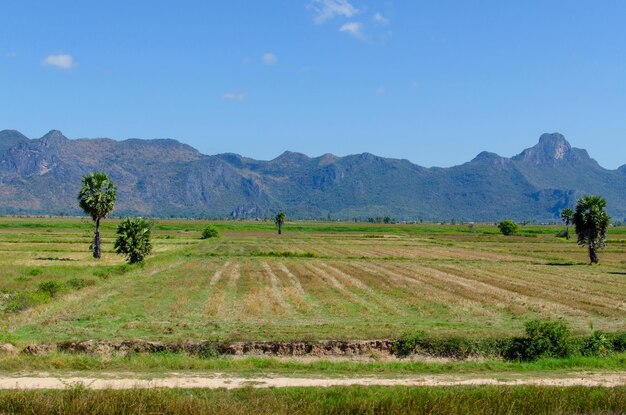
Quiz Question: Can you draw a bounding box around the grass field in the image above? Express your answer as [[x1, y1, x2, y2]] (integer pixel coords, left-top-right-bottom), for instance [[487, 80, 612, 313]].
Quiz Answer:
[[2, 386, 626, 414], [1, 217, 625, 345]]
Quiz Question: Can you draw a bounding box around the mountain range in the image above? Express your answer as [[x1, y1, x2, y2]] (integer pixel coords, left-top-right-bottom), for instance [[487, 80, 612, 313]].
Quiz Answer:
[[0, 129, 625, 222]]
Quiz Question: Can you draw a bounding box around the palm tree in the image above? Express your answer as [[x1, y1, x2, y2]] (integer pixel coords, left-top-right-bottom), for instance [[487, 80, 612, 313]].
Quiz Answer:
[[573, 196, 610, 264], [114, 218, 153, 264], [560, 208, 574, 239], [275, 212, 286, 235], [77, 172, 117, 258]]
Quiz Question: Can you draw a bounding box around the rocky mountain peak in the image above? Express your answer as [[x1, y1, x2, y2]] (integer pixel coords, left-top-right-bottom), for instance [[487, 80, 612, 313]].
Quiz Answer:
[[0, 130, 29, 152], [513, 132, 574, 164], [537, 133, 571, 160], [40, 130, 68, 146], [273, 151, 310, 164]]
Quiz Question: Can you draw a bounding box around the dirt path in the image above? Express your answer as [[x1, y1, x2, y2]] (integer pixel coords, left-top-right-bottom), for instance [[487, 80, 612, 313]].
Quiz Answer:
[[0, 373, 624, 390]]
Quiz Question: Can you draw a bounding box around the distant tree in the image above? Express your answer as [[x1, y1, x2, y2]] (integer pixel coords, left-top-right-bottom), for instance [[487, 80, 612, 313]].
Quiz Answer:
[[275, 212, 286, 235], [77, 172, 117, 259], [201, 224, 220, 239], [114, 218, 153, 264], [573, 195, 610, 264], [498, 220, 519, 236], [560, 208, 574, 240]]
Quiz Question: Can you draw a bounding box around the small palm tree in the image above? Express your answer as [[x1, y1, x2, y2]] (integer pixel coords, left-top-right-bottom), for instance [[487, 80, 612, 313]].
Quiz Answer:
[[275, 212, 286, 235], [573, 196, 610, 264], [114, 218, 153, 264], [77, 172, 117, 258], [560, 208, 574, 239]]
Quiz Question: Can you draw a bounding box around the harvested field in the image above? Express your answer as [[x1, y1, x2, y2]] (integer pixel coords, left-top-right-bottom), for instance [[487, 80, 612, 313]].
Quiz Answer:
[[1, 218, 625, 345]]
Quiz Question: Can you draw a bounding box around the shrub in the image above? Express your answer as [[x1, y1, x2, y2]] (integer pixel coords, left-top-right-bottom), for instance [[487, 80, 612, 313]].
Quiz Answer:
[[114, 218, 153, 264], [498, 220, 519, 236], [66, 278, 94, 290], [38, 281, 63, 298], [201, 225, 220, 239], [3, 291, 50, 313], [608, 332, 626, 353], [522, 319, 574, 360], [581, 331, 613, 357], [391, 333, 422, 357], [555, 229, 569, 238], [26, 268, 43, 276]]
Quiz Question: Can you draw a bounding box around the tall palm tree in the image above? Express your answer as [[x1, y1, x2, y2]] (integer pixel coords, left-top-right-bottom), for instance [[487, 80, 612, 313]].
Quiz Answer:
[[560, 208, 574, 240], [275, 212, 286, 235], [78, 172, 117, 258], [573, 196, 610, 264]]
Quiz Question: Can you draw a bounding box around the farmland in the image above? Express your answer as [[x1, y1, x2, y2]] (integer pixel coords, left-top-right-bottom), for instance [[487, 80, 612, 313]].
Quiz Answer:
[[1, 217, 625, 345]]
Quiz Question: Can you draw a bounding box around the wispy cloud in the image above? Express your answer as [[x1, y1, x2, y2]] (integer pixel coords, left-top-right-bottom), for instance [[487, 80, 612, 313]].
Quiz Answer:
[[263, 52, 277, 65], [340, 22, 365, 40], [5, 51, 16, 58], [308, 0, 359, 24], [42, 54, 75, 69], [222, 91, 247, 101], [376, 85, 387, 95], [373, 12, 389, 25]]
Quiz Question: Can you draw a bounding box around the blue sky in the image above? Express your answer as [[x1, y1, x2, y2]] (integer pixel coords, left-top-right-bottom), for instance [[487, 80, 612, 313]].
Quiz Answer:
[[1, 1, 626, 168]]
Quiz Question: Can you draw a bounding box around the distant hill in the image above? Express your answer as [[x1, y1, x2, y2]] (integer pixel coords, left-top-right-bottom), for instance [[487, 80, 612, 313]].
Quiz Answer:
[[1, 130, 624, 221]]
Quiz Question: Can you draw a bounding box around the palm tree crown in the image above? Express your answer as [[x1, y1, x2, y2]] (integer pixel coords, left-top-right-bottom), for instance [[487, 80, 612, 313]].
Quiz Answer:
[[573, 195, 610, 264], [77, 172, 117, 258], [78, 172, 117, 221]]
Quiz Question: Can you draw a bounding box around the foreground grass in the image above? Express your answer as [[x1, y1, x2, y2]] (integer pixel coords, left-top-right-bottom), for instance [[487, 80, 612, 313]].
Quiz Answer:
[[1, 353, 625, 375], [1, 386, 625, 414]]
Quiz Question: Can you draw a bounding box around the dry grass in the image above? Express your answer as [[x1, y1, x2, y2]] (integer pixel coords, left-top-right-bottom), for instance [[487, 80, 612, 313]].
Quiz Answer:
[[1, 218, 625, 344]]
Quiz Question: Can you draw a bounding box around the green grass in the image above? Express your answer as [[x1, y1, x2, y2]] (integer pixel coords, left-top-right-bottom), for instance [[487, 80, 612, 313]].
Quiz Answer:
[[1, 352, 626, 375], [1, 386, 625, 414]]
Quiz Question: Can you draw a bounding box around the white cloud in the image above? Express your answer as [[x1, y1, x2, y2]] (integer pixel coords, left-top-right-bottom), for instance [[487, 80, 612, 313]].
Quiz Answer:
[[263, 52, 277, 65], [222, 91, 247, 101], [42, 54, 75, 69], [308, 0, 359, 24], [373, 12, 389, 25], [340, 22, 364, 39]]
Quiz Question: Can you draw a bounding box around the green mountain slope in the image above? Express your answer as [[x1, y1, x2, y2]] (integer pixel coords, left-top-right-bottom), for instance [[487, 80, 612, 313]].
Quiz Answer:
[[0, 130, 624, 221]]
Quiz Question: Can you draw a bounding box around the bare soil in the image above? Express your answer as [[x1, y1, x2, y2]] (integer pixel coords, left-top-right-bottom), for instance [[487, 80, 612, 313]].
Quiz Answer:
[[0, 372, 624, 390]]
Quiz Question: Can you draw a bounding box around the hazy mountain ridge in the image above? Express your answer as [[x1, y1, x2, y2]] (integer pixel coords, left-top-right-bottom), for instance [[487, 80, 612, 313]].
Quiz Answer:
[[0, 130, 624, 221]]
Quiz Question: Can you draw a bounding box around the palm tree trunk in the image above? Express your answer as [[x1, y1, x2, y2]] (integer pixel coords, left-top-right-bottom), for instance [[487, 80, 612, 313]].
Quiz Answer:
[[588, 240, 598, 264], [94, 218, 101, 259], [278, 222, 282, 235], [565, 224, 569, 240]]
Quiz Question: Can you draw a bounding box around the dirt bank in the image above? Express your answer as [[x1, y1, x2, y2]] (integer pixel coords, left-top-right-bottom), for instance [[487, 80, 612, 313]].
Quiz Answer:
[[22, 340, 395, 357]]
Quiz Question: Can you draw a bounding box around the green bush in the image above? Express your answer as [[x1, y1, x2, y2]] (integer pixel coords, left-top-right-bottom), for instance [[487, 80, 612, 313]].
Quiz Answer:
[[521, 319, 575, 360], [608, 332, 626, 353], [391, 333, 422, 357], [581, 331, 613, 356], [26, 268, 43, 276], [554, 229, 569, 238], [201, 225, 220, 239], [498, 220, 519, 236], [3, 291, 50, 313], [38, 281, 63, 298], [114, 218, 153, 264], [66, 278, 94, 290]]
